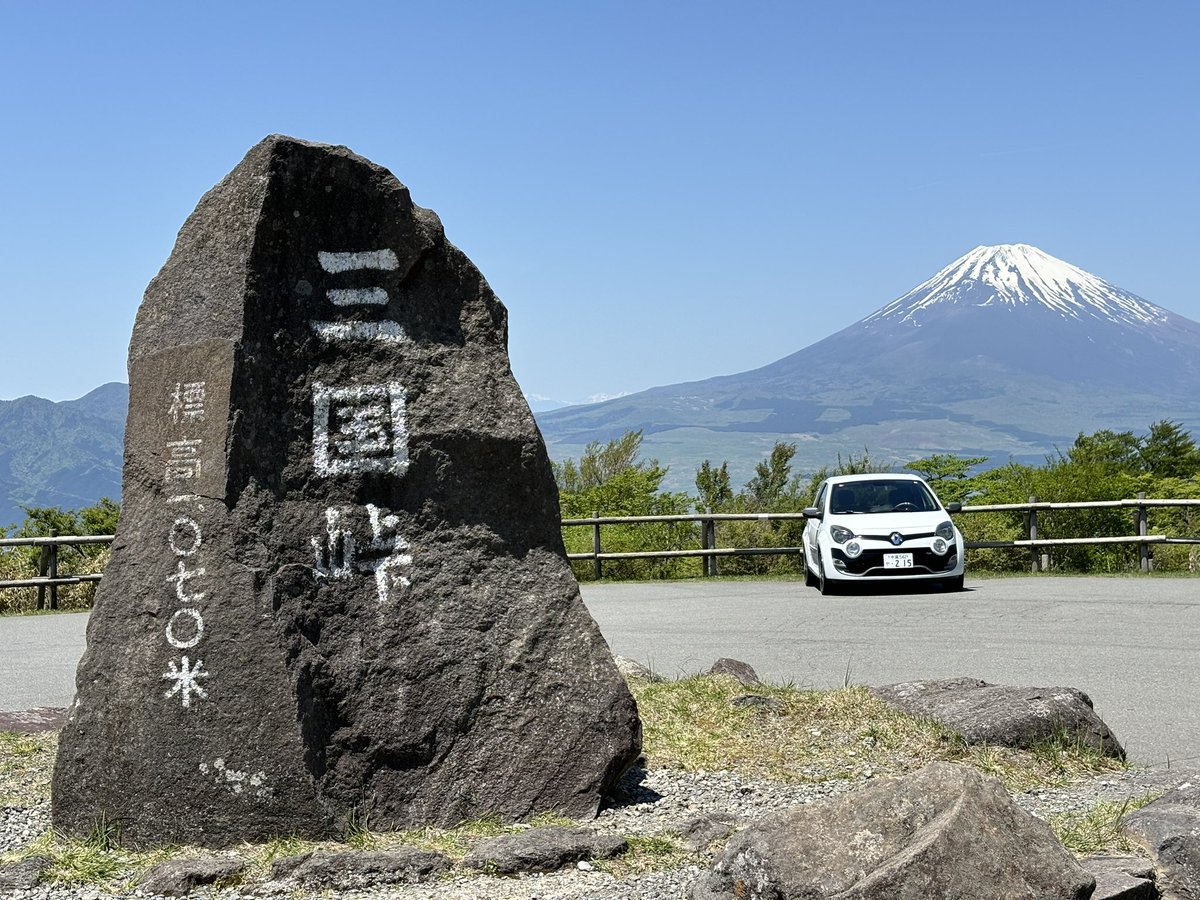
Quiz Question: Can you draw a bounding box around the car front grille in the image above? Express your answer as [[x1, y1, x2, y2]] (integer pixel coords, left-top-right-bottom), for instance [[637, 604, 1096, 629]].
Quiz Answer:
[[832, 548, 959, 576]]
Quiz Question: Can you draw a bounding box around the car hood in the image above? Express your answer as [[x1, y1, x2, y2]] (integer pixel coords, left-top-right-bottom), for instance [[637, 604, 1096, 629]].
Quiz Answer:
[[825, 512, 951, 534]]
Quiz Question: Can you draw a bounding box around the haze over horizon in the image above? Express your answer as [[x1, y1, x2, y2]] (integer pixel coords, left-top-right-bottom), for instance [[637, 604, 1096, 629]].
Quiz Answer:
[[2, 3, 1196, 405]]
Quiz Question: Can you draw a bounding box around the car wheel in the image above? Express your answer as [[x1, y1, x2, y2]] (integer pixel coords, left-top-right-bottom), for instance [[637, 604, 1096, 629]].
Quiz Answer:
[[804, 554, 819, 588], [942, 575, 964, 592], [818, 560, 839, 596]]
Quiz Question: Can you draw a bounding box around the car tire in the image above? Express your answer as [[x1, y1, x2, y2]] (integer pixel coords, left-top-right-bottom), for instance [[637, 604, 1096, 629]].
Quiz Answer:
[[804, 557, 819, 588], [818, 561, 839, 596], [943, 575, 964, 592]]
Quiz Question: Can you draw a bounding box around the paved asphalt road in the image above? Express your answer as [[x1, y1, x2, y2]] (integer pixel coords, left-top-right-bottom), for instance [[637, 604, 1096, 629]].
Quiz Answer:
[[1, 577, 1196, 767], [581, 577, 1200, 768]]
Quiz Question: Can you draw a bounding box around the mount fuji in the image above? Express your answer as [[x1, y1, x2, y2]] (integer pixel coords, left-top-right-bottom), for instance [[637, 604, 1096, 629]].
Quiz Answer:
[[539, 244, 1200, 487]]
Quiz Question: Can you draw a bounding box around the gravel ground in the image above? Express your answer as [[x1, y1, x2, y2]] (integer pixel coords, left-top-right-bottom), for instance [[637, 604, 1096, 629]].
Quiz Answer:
[[3, 761, 1195, 900]]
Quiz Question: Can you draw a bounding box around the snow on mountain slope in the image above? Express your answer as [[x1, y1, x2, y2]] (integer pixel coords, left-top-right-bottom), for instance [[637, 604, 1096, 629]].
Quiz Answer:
[[864, 244, 1168, 330]]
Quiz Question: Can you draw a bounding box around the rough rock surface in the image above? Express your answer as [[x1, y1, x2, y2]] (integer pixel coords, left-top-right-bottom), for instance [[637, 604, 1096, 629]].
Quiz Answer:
[[138, 856, 247, 896], [871, 677, 1125, 758], [272, 848, 451, 887], [707, 658, 759, 686], [1123, 777, 1200, 899], [463, 825, 628, 874], [1080, 854, 1158, 900], [674, 812, 740, 852], [51, 135, 641, 847], [0, 855, 50, 890], [691, 761, 1095, 900]]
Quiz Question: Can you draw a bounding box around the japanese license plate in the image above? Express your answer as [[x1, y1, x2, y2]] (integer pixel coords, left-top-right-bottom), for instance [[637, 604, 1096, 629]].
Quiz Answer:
[[883, 553, 913, 569]]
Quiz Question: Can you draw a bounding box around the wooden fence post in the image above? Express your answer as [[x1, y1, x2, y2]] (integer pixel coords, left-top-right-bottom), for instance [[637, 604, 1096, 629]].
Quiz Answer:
[[702, 510, 717, 577], [1027, 496, 1039, 573], [1137, 491, 1151, 573], [591, 512, 602, 581], [48, 529, 59, 610], [36, 541, 49, 611]]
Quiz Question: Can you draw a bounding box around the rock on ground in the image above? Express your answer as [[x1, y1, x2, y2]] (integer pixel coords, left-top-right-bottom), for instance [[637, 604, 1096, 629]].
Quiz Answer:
[[691, 761, 1095, 900], [871, 676, 1125, 758]]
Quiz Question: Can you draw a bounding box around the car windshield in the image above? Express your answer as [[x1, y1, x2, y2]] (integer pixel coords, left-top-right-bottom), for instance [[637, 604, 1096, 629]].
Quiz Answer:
[[828, 480, 938, 514]]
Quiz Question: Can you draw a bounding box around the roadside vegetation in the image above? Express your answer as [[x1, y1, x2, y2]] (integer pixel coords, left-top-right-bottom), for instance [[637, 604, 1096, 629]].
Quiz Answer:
[[3, 421, 1199, 613], [557, 420, 1200, 580], [0, 672, 1137, 892], [0, 500, 116, 614]]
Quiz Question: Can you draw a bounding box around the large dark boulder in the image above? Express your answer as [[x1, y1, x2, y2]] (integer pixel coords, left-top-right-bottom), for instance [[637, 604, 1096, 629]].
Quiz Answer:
[[51, 135, 641, 847], [871, 677, 1125, 758], [691, 761, 1095, 900], [1123, 777, 1200, 899]]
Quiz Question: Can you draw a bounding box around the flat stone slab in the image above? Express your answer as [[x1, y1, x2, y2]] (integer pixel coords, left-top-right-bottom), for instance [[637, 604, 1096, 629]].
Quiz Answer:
[[271, 848, 450, 887], [1080, 854, 1157, 900], [871, 676, 1125, 758], [692, 761, 1095, 900], [138, 856, 247, 896], [464, 825, 628, 874]]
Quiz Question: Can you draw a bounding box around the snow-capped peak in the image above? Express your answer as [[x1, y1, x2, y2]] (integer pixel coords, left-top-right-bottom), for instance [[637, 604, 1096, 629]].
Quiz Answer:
[[864, 244, 1168, 329]]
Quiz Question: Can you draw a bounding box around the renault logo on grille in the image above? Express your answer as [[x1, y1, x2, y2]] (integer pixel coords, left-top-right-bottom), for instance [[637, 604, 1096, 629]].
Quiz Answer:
[[889, 532, 904, 546]]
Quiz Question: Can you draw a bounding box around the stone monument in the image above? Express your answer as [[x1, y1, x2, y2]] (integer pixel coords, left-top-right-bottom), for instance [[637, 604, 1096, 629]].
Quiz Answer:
[[51, 136, 642, 847]]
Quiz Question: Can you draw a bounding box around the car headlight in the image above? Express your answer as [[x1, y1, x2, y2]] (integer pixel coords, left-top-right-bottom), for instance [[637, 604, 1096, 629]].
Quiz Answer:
[[935, 520, 955, 541], [844, 540, 863, 559], [931, 537, 948, 555], [829, 525, 855, 544]]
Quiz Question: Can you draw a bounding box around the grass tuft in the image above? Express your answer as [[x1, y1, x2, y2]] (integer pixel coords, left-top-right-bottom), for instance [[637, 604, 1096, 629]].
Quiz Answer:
[[1050, 794, 1159, 854]]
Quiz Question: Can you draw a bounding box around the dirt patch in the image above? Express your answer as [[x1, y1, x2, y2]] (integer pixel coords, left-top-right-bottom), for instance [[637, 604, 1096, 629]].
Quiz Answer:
[[0, 708, 66, 733]]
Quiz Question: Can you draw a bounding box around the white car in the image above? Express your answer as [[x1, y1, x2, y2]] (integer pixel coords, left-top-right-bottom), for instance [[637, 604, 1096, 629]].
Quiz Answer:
[[802, 473, 964, 594]]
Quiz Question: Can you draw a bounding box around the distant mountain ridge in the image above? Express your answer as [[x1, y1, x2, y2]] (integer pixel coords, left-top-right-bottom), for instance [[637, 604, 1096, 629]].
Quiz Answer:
[[0, 383, 126, 529], [5, 245, 1199, 515], [539, 244, 1200, 489]]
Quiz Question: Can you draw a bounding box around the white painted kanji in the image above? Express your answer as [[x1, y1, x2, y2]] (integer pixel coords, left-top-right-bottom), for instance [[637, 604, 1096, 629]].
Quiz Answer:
[[165, 439, 203, 481], [312, 507, 356, 578], [317, 249, 399, 273], [162, 655, 209, 708], [312, 382, 408, 476], [311, 249, 404, 343], [168, 381, 207, 423], [310, 503, 413, 603]]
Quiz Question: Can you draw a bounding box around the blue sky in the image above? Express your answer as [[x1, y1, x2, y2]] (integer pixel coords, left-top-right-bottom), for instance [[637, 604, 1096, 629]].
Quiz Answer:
[[2, 1, 1196, 403]]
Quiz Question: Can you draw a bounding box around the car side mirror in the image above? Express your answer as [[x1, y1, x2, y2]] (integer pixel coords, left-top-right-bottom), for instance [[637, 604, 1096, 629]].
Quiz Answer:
[[946, 502, 962, 513], [802, 507, 822, 519]]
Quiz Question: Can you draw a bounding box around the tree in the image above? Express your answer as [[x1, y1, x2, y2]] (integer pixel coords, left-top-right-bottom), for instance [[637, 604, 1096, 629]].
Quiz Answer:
[[1066, 429, 1141, 472], [905, 454, 988, 504], [695, 459, 733, 511], [746, 442, 796, 509], [553, 430, 655, 494], [1140, 420, 1200, 479]]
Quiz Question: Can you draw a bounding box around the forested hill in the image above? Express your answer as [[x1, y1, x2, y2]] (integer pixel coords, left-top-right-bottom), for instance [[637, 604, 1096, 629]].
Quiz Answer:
[[0, 383, 126, 529]]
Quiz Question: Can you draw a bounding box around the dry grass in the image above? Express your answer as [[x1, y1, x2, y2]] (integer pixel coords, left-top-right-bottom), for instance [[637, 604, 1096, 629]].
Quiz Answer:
[[630, 675, 1126, 793], [1050, 795, 1159, 855], [0, 731, 56, 807], [0, 672, 1138, 889]]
